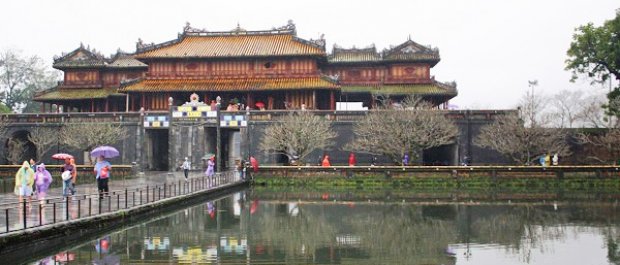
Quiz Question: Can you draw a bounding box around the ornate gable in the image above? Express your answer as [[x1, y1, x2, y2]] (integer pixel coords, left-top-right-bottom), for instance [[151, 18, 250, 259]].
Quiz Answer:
[[53, 44, 106, 69], [382, 39, 440, 66]]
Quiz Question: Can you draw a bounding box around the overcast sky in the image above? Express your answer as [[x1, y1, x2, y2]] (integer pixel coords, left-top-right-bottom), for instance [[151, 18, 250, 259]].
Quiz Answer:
[[1, 0, 617, 109]]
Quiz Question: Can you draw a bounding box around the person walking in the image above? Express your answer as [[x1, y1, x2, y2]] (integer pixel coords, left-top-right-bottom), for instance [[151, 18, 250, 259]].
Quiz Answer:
[[34, 163, 52, 203], [348, 152, 356, 166], [402, 154, 410, 166], [321, 155, 331, 167], [552, 153, 559, 166], [15, 161, 35, 204], [94, 156, 112, 199], [70, 158, 78, 194], [205, 157, 215, 187], [61, 158, 76, 196], [181, 157, 191, 181]]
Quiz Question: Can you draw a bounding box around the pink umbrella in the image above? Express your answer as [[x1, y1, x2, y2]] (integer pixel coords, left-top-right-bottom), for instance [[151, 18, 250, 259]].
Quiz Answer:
[[51, 153, 74, 160]]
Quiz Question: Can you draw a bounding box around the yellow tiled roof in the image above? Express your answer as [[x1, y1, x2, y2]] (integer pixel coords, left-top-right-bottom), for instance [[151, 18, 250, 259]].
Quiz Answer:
[[34, 88, 122, 101], [329, 46, 381, 63], [341, 83, 457, 96], [120, 77, 339, 92], [135, 34, 325, 59]]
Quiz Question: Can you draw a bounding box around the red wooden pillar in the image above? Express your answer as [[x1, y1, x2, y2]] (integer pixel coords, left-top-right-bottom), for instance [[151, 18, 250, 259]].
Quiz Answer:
[[246, 93, 253, 110], [267, 96, 274, 110], [91, 99, 95, 112], [105, 99, 109, 112], [371, 95, 376, 109], [141, 93, 145, 110], [329, 90, 335, 111], [312, 90, 316, 109]]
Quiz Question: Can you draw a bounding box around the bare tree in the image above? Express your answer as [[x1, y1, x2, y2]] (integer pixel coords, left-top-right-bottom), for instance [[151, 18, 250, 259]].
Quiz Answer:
[[259, 111, 337, 164], [577, 129, 620, 164], [27, 126, 59, 162], [475, 113, 571, 164], [61, 123, 128, 153], [5, 138, 26, 165], [345, 97, 458, 164], [548, 89, 583, 128]]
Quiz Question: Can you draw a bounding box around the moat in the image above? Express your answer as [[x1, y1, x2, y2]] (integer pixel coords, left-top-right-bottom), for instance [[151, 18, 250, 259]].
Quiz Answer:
[[18, 187, 620, 265]]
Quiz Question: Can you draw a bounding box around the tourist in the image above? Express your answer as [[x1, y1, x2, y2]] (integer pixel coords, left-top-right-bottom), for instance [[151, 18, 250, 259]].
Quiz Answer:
[[402, 154, 410, 166], [94, 156, 112, 199], [205, 157, 215, 187], [34, 163, 52, 203], [29, 158, 37, 193], [539, 155, 545, 166], [61, 158, 76, 196], [371, 156, 378, 166], [250, 156, 259, 173], [181, 157, 191, 181], [210, 100, 217, 111], [348, 152, 356, 166], [321, 154, 331, 167], [14, 161, 35, 204], [545, 153, 551, 167], [29, 158, 37, 172], [70, 158, 78, 194], [552, 153, 559, 166]]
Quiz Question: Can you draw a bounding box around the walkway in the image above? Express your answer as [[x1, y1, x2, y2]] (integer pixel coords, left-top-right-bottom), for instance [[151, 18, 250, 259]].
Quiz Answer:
[[0, 170, 245, 234]]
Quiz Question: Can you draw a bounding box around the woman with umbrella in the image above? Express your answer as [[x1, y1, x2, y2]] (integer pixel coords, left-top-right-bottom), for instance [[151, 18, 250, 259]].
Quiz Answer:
[[91, 146, 118, 199], [61, 158, 76, 196]]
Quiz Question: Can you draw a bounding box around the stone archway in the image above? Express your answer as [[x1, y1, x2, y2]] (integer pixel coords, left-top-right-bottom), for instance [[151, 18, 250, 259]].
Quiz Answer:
[[5, 130, 36, 165]]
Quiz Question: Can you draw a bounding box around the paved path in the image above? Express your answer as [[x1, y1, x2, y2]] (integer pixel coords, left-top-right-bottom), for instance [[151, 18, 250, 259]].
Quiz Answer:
[[0, 170, 238, 233]]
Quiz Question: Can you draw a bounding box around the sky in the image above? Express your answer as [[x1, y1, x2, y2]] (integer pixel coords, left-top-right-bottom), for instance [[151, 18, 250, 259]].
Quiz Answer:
[[1, 0, 617, 109]]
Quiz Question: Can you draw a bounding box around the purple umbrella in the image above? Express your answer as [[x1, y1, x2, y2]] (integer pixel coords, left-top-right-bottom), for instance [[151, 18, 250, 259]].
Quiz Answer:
[[91, 146, 119, 158]]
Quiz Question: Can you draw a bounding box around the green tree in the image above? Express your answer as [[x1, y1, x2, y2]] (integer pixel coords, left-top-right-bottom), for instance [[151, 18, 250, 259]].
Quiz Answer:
[[0, 49, 58, 112], [566, 9, 620, 116]]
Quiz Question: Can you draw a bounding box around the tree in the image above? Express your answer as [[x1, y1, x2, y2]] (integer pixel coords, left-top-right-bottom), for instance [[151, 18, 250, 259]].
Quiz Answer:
[[566, 9, 620, 116], [577, 129, 620, 164], [60, 123, 128, 153], [0, 49, 58, 112], [259, 111, 337, 164], [5, 138, 26, 165], [27, 126, 59, 162], [345, 97, 458, 164], [474, 113, 571, 164]]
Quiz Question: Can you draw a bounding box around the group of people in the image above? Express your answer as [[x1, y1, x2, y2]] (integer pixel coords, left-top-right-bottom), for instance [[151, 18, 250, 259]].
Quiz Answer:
[[539, 153, 560, 167], [14, 155, 113, 203], [180, 156, 216, 185]]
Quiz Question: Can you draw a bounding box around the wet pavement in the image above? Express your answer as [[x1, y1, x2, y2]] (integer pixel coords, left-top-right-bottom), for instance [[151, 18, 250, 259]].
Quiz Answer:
[[0, 170, 241, 233]]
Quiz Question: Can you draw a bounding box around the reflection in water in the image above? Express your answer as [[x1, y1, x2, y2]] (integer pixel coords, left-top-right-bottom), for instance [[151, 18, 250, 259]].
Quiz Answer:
[[28, 189, 620, 265]]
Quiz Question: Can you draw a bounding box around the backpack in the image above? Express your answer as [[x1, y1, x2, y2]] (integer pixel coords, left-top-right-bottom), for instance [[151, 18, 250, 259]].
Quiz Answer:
[[100, 167, 109, 179]]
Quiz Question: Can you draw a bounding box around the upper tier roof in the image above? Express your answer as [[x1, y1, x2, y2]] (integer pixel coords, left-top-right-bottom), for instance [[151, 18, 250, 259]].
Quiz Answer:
[[134, 21, 326, 59], [328, 40, 440, 66], [53, 44, 106, 69], [53, 46, 147, 70]]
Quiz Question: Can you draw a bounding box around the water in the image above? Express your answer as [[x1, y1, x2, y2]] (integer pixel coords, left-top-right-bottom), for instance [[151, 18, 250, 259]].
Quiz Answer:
[[26, 188, 620, 264]]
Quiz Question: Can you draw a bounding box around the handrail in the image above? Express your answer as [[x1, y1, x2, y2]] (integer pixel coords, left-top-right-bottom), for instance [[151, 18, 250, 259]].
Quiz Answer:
[[0, 170, 245, 235]]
